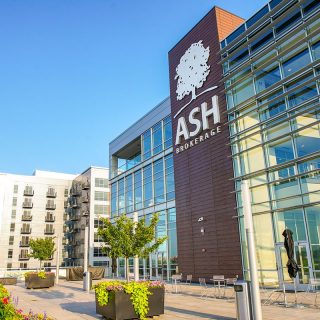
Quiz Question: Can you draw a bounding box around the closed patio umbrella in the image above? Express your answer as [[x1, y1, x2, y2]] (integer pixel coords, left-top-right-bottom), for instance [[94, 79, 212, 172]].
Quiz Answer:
[[282, 229, 299, 278]]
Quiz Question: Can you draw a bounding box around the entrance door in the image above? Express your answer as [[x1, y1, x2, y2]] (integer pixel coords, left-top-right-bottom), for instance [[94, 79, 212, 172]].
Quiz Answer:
[[275, 241, 313, 290]]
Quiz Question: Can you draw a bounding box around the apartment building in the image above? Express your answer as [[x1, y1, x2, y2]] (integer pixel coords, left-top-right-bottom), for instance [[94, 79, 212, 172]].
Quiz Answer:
[[64, 166, 110, 267], [0, 167, 110, 270], [0, 170, 76, 269]]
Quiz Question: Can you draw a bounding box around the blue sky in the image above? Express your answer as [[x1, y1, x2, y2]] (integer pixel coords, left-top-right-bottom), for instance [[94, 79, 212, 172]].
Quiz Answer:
[[0, 0, 267, 175]]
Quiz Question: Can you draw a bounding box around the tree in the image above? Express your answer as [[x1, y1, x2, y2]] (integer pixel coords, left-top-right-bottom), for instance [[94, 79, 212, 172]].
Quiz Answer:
[[29, 237, 56, 270], [175, 40, 210, 101], [98, 213, 167, 282]]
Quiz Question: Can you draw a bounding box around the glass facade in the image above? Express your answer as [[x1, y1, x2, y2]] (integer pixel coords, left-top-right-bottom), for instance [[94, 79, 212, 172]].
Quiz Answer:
[[222, 0, 320, 285], [110, 114, 176, 280]]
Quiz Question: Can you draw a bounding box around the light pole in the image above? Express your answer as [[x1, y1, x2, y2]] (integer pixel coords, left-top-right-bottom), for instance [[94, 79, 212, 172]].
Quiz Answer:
[[241, 180, 262, 320], [83, 215, 90, 292], [133, 212, 139, 281], [55, 235, 60, 285]]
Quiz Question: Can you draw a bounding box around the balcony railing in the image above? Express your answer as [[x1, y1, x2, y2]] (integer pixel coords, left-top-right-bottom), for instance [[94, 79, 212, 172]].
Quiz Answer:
[[19, 241, 30, 247], [22, 202, 33, 209], [46, 190, 57, 198], [70, 214, 80, 221], [81, 196, 89, 203], [21, 228, 32, 234], [23, 189, 34, 196], [46, 203, 56, 210], [21, 215, 32, 221], [82, 181, 90, 190], [44, 229, 55, 235], [19, 255, 30, 260], [45, 216, 55, 222], [82, 209, 90, 216], [70, 200, 80, 208], [70, 188, 81, 196]]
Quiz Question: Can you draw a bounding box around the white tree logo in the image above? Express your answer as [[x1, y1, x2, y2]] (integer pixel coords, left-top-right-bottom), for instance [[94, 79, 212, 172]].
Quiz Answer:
[[175, 40, 210, 101]]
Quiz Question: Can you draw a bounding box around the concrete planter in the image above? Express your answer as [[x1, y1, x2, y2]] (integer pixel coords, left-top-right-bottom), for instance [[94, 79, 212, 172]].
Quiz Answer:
[[0, 277, 17, 285], [95, 287, 164, 320], [25, 273, 55, 289]]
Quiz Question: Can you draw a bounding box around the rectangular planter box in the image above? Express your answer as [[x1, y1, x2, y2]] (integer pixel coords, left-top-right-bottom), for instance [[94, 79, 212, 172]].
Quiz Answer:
[[0, 277, 17, 285], [25, 273, 55, 289], [96, 287, 164, 320]]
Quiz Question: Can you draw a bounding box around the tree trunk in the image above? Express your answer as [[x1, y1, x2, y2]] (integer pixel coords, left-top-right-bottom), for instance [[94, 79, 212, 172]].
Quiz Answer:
[[125, 257, 130, 283]]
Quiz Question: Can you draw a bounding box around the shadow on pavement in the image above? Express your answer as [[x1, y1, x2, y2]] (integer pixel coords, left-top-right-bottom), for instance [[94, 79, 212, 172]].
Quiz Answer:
[[165, 306, 236, 320], [60, 301, 96, 317], [22, 289, 75, 300]]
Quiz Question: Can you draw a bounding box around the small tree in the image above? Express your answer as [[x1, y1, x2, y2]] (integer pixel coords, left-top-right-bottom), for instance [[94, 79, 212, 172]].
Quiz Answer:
[[98, 213, 167, 282], [29, 237, 56, 270]]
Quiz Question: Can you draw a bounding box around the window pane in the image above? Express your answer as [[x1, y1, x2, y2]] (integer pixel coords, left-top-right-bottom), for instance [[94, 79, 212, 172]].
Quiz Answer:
[[274, 209, 306, 242], [153, 122, 163, 155], [142, 130, 152, 160], [154, 159, 165, 204], [267, 138, 294, 166], [282, 48, 311, 77], [125, 175, 133, 213], [295, 125, 320, 158], [143, 165, 153, 207], [255, 64, 281, 93], [233, 78, 255, 106], [134, 170, 142, 210]]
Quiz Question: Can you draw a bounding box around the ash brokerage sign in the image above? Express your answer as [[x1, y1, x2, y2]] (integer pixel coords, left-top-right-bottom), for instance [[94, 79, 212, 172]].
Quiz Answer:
[[173, 41, 221, 154]]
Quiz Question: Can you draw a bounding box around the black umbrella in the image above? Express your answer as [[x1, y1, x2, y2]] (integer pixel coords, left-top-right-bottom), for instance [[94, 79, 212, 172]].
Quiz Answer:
[[282, 229, 299, 278]]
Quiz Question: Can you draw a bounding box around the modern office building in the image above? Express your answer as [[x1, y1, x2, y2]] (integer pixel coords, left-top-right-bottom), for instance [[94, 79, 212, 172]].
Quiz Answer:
[[0, 170, 76, 269], [110, 0, 320, 288], [0, 167, 110, 270], [109, 98, 177, 280], [220, 0, 320, 289], [64, 166, 110, 268]]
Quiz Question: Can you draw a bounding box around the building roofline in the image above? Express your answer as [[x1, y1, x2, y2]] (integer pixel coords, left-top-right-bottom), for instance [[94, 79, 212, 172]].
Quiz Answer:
[[168, 6, 243, 53], [109, 96, 170, 145]]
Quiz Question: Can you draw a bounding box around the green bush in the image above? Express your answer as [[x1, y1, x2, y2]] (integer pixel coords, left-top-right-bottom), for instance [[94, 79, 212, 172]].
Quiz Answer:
[[94, 280, 164, 320]]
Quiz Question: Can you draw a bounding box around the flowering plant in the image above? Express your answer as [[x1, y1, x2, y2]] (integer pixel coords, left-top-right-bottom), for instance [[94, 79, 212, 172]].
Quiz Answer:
[[94, 280, 165, 320], [0, 284, 53, 319], [24, 271, 54, 280]]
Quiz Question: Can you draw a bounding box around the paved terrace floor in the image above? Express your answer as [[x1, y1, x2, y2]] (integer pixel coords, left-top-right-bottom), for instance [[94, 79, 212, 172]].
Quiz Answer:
[[7, 279, 320, 320]]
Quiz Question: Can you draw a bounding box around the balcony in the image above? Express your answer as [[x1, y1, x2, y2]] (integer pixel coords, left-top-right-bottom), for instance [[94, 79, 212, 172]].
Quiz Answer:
[[44, 228, 55, 235], [46, 203, 56, 210], [81, 196, 89, 203], [70, 188, 81, 197], [21, 215, 32, 221], [82, 181, 90, 190], [19, 255, 30, 260], [62, 239, 68, 245], [22, 201, 33, 209], [23, 189, 34, 196], [82, 208, 90, 216], [46, 190, 57, 198], [45, 216, 55, 222], [21, 228, 32, 234], [19, 241, 30, 247], [64, 201, 68, 208], [70, 214, 80, 221]]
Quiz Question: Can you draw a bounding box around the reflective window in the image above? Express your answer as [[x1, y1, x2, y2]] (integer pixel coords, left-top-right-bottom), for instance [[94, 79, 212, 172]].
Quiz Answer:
[[311, 40, 320, 61], [274, 209, 307, 242], [295, 126, 320, 158], [111, 183, 117, 217], [95, 191, 108, 201], [229, 48, 249, 68], [153, 122, 163, 155], [282, 48, 311, 77], [255, 63, 281, 93], [302, 0, 320, 15], [267, 138, 294, 166], [142, 130, 152, 160], [143, 165, 153, 207], [134, 170, 142, 210], [165, 154, 175, 201], [253, 213, 277, 269], [274, 7, 301, 35], [154, 159, 165, 204], [164, 116, 172, 149], [95, 178, 108, 188], [118, 179, 125, 214], [125, 175, 133, 213], [250, 29, 273, 53], [233, 78, 255, 106]]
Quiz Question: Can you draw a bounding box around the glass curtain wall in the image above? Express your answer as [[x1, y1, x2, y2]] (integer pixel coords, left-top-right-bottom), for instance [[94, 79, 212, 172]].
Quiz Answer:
[[222, 1, 320, 283]]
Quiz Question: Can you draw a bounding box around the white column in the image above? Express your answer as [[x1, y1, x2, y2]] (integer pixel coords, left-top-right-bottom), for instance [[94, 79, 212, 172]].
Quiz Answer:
[[55, 235, 60, 285], [241, 180, 262, 320], [83, 221, 90, 292], [133, 212, 139, 281]]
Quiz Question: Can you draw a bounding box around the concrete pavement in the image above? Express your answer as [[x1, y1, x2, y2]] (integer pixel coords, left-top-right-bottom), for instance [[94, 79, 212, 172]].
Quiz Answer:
[[6, 279, 320, 319]]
